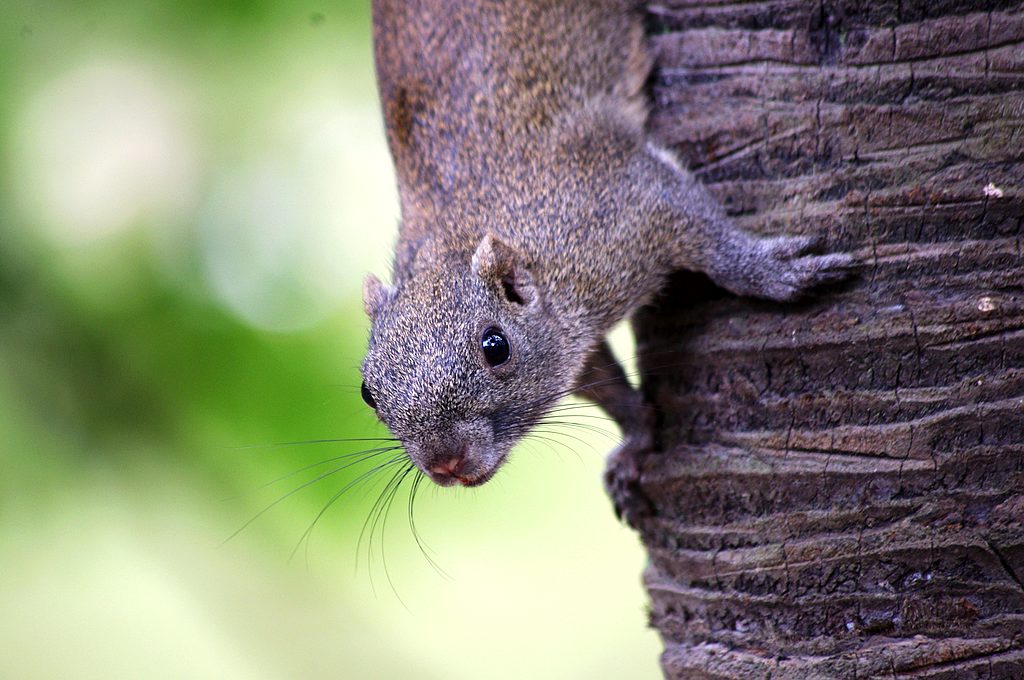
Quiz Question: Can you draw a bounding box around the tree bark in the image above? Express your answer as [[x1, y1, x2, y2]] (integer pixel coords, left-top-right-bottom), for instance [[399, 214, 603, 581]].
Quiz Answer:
[[634, 1, 1024, 677]]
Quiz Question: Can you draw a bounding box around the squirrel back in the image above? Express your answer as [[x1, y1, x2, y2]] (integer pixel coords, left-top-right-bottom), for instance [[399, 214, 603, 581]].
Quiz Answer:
[[373, 0, 650, 255]]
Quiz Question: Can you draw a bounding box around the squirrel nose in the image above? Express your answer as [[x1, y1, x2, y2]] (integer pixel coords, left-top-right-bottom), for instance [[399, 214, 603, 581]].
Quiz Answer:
[[428, 454, 475, 485], [430, 456, 466, 478]]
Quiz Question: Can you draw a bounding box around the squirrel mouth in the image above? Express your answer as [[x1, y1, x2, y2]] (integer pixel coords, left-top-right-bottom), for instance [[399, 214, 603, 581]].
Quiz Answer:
[[428, 469, 482, 487], [456, 454, 506, 487], [427, 471, 478, 487], [455, 473, 483, 487]]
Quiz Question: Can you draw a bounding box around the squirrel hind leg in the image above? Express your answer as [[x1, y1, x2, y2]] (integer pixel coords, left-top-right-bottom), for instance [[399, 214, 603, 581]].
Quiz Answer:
[[574, 340, 657, 526]]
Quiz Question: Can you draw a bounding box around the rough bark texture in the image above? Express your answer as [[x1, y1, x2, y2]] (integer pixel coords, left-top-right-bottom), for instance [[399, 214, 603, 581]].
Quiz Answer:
[[634, 1, 1024, 677]]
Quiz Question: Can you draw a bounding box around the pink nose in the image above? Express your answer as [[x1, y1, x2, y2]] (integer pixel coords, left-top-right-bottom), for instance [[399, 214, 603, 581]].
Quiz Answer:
[[428, 456, 475, 483], [429, 456, 466, 478]]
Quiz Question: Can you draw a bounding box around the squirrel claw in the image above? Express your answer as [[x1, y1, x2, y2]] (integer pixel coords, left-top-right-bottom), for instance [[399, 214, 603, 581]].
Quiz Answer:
[[604, 433, 655, 528], [753, 237, 856, 302]]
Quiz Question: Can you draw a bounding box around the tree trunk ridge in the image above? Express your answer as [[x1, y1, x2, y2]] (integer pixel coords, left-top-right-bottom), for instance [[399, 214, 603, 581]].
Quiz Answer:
[[635, 1, 1024, 677]]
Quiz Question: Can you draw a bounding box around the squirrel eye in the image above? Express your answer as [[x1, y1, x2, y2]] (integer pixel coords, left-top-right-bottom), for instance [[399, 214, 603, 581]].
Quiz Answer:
[[360, 381, 377, 409], [481, 327, 511, 367]]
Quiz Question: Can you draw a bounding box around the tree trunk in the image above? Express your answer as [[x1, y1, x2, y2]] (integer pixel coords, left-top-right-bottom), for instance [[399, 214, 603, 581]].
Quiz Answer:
[[634, 1, 1024, 677]]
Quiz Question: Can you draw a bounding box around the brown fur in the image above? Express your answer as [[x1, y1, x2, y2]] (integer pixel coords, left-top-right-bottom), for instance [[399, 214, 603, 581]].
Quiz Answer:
[[362, 0, 851, 517]]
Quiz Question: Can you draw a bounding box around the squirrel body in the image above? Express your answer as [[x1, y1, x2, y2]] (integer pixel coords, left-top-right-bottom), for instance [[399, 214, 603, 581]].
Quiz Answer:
[[363, 0, 850, 520]]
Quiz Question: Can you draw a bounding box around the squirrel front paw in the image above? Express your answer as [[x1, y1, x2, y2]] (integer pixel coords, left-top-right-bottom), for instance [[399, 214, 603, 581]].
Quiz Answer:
[[748, 235, 855, 302], [604, 431, 656, 528]]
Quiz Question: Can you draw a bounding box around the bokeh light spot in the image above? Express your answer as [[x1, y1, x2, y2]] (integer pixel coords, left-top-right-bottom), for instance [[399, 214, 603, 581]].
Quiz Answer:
[[12, 58, 199, 245]]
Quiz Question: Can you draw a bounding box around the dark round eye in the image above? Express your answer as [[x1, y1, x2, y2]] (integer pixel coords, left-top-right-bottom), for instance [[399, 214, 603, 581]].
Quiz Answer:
[[360, 381, 377, 409], [481, 327, 511, 367]]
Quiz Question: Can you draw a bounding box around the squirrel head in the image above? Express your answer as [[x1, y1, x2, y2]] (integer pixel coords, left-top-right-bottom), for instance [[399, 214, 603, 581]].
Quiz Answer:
[[360, 233, 582, 487]]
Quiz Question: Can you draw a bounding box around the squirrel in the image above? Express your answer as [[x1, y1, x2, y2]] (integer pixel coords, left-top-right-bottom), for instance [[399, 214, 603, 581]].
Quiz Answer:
[[360, 0, 851, 524]]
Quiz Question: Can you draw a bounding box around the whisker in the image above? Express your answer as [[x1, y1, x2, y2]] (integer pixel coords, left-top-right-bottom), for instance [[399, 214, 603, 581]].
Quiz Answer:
[[374, 464, 416, 605], [408, 472, 450, 579], [223, 451, 404, 546], [532, 409, 621, 424], [537, 419, 619, 440], [360, 463, 414, 600], [289, 455, 409, 564], [229, 437, 399, 451], [524, 431, 586, 462], [530, 427, 604, 456], [498, 411, 619, 440], [259, 446, 403, 489]]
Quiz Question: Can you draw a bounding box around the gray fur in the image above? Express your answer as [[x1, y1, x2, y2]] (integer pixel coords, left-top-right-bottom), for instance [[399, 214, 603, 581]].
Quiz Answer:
[[363, 0, 852, 509]]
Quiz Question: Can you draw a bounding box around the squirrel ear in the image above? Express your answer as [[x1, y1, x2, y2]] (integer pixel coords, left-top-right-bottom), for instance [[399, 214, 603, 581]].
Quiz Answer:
[[471, 233, 537, 306], [363, 273, 396, 318]]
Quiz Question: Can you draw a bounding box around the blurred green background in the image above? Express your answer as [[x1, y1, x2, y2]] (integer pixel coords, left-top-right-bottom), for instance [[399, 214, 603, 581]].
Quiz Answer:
[[0, 2, 660, 678]]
